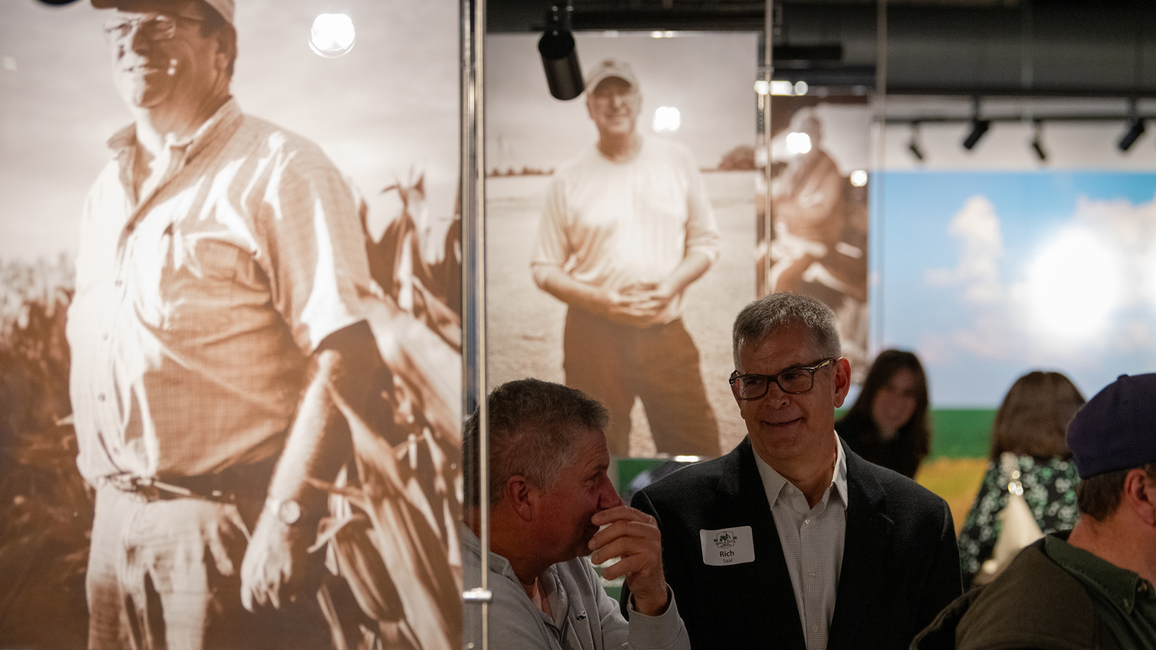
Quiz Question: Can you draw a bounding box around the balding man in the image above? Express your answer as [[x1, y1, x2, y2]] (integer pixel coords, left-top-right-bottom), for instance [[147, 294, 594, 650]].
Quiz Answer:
[[530, 58, 722, 458], [71, 1, 385, 647], [623, 293, 962, 649], [462, 378, 690, 649]]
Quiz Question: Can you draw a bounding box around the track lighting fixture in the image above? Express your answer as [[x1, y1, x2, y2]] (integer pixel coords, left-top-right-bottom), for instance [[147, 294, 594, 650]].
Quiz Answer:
[[1118, 118, 1145, 152], [962, 97, 990, 151], [908, 122, 924, 161], [1118, 101, 1146, 152], [1030, 120, 1047, 162], [538, 3, 583, 100], [889, 97, 1156, 159], [962, 120, 990, 150]]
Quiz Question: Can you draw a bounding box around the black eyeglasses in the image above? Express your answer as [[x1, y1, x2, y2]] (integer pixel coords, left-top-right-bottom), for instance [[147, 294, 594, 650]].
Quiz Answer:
[[729, 358, 836, 400]]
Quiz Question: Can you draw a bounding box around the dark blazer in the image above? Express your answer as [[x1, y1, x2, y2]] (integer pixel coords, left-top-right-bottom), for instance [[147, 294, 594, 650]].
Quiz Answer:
[[622, 437, 962, 650]]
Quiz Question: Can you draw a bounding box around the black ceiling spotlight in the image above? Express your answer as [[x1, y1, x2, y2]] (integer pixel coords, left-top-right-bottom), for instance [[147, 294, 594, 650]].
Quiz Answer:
[[962, 98, 991, 151], [36, 0, 82, 4], [1030, 120, 1047, 162], [1118, 118, 1145, 152], [962, 119, 990, 151], [908, 122, 924, 162], [1118, 99, 1145, 152], [538, 2, 584, 101]]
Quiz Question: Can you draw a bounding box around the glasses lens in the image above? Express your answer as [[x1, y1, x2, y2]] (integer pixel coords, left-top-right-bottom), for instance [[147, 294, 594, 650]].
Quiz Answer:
[[142, 16, 177, 41], [738, 376, 768, 400], [777, 369, 813, 394], [104, 16, 177, 43], [104, 19, 134, 41]]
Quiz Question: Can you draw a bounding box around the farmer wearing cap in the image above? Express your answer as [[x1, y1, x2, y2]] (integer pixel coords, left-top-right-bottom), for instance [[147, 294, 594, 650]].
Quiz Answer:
[[530, 58, 722, 459], [914, 373, 1156, 650], [70, 1, 385, 647]]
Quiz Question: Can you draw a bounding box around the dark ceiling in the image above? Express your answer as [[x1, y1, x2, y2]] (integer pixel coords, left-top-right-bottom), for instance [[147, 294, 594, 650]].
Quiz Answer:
[[488, 0, 1156, 97]]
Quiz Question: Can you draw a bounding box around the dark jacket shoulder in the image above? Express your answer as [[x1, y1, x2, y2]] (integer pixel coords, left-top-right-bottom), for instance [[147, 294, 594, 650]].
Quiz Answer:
[[851, 449, 945, 512], [912, 537, 1122, 650], [630, 439, 756, 540]]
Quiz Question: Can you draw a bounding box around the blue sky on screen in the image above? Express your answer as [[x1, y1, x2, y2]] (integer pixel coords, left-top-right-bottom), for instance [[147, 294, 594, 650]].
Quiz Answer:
[[874, 171, 1156, 407]]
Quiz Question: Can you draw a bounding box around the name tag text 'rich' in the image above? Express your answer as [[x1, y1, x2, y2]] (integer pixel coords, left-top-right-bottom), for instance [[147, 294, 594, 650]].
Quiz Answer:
[[699, 526, 755, 566]]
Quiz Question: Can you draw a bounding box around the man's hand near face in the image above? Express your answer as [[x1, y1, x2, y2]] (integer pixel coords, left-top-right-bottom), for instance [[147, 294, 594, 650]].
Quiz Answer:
[[589, 505, 670, 616]]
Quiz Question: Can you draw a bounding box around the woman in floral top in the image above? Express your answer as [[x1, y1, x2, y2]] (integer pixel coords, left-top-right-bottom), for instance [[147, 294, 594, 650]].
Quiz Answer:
[[958, 371, 1085, 588]]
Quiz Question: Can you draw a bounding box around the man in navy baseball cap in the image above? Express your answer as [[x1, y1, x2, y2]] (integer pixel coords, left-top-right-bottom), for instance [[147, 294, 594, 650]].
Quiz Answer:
[[915, 373, 1156, 650], [1068, 373, 1156, 479]]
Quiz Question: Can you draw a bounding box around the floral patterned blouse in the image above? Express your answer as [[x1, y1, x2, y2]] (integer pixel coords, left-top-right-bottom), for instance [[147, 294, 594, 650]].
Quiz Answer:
[[957, 455, 1081, 588]]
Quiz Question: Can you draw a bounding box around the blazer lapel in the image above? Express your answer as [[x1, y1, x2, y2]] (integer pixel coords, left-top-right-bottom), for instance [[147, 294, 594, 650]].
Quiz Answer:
[[829, 442, 895, 650]]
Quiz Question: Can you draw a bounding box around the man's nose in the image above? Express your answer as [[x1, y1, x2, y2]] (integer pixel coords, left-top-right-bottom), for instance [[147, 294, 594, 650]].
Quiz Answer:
[[598, 479, 624, 510], [129, 23, 153, 53], [761, 381, 792, 407]]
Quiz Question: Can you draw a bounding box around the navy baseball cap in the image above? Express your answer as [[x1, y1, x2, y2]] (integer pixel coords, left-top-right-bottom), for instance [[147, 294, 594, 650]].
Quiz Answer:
[[1067, 373, 1156, 479]]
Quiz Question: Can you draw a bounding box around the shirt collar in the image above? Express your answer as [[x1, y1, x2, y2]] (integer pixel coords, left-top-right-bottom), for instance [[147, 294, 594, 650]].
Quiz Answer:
[[459, 521, 521, 585], [106, 97, 242, 162], [753, 431, 848, 509], [460, 523, 573, 631], [1045, 533, 1154, 614]]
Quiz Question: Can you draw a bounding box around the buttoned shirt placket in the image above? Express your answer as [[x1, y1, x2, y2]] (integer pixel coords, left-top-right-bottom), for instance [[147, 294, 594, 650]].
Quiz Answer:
[[755, 437, 849, 650], [94, 120, 214, 477]]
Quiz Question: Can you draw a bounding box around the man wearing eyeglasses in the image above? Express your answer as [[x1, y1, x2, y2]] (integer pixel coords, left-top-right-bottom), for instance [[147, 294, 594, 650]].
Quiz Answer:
[[69, 1, 388, 648], [621, 292, 962, 649], [531, 58, 722, 459]]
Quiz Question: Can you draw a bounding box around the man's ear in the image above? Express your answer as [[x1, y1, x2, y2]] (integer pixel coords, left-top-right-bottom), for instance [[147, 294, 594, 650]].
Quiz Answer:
[[504, 475, 536, 522], [1123, 468, 1156, 528], [729, 377, 744, 407], [213, 26, 236, 75], [833, 357, 852, 408]]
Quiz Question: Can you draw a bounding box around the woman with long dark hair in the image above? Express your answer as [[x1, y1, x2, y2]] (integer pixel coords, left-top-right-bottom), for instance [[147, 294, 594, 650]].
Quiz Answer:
[[836, 349, 930, 479], [957, 371, 1085, 588]]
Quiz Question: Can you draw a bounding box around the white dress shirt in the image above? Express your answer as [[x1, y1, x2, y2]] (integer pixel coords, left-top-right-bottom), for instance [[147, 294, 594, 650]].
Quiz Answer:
[[753, 434, 848, 650]]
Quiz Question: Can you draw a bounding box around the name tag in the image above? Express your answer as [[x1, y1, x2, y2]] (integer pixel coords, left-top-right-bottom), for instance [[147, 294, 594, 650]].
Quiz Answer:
[[699, 526, 755, 566]]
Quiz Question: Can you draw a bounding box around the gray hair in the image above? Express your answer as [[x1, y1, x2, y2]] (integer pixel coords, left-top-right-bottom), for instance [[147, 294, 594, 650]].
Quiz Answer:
[[732, 293, 841, 368], [463, 378, 609, 509]]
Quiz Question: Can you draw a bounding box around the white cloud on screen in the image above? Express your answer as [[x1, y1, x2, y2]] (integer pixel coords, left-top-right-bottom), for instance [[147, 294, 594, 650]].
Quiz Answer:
[[924, 195, 1004, 304], [920, 192, 1156, 365]]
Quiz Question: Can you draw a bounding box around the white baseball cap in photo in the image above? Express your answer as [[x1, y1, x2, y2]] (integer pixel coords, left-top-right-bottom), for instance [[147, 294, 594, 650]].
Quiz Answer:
[[584, 58, 640, 93], [92, 0, 235, 27]]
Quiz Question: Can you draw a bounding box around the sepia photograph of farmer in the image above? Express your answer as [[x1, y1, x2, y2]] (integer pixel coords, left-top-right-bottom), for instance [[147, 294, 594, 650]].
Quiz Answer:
[[766, 102, 870, 378], [530, 58, 724, 459], [486, 33, 756, 459], [30, 0, 464, 648]]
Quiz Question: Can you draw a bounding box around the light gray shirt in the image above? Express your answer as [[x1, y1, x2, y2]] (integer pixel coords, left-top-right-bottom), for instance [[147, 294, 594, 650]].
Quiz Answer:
[[460, 524, 690, 650], [753, 434, 848, 650]]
